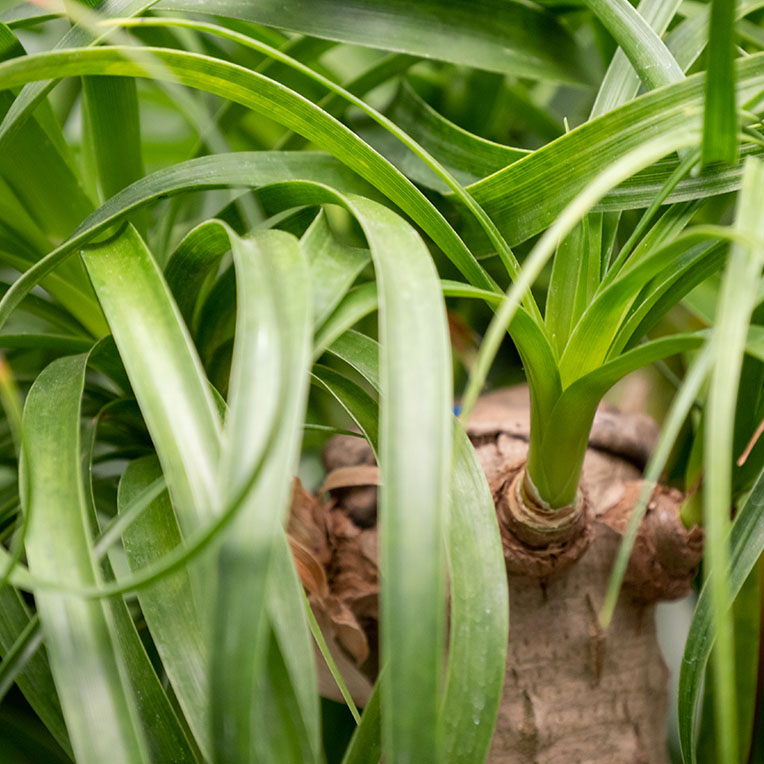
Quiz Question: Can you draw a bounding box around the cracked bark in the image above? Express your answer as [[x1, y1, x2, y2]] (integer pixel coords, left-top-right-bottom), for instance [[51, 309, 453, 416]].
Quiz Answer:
[[288, 387, 703, 763]]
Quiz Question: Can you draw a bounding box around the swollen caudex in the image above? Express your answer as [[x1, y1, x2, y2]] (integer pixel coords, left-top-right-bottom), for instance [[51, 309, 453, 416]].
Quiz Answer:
[[291, 386, 704, 763]]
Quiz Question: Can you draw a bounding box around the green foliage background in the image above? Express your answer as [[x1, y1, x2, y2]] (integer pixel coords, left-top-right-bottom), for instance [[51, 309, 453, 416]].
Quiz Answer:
[[0, 1, 762, 763]]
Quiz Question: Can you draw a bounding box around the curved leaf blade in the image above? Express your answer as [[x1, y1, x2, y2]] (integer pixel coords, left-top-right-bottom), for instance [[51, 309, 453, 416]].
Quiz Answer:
[[22, 354, 149, 764]]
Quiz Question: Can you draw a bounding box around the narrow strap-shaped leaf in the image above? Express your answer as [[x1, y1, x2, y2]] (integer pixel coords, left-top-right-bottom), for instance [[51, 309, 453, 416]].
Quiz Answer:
[[327, 334, 508, 764], [1, 5, 59, 27], [157, 0, 587, 84], [313, 283, 379, 357], [81, 225, 222, 535], [0, 45, 493, 291], [118, 457, 210, 760], [22, 354, 149, 764], [359, 80, 527, 190], [590, 0, 683, 118], [468, 54, 764, 245], [701, 157, 764, 764], [0, 333, 92, 352], [312, 365, 379, 453], [584, 0, 683, 92], [440, 423, 508, 764], [81, 74, 144, 200], [614, 243, 725, 353], [667, 0, 764, 74], [560, 227, 733, 384], [326, 331, 381, 390], [703, 0, 738, 165], [316, 275, 561, 449], [729, 565, 760, 761], [546, 220, 589, 356], [277, 51, 418, 151], [344, 196, 451, 764], [106, 16, 527, 308], [0, 588, 70, 755], [0, 26, 105, 337], [603, 159, 701, 281], [0, 0, 158, 148], [594, 145, 764, 212], [264, 540, 323, 762], [0, 613, 42, 702], [296, 189, 452, 762], [599, 346, 712, 628], [301, 210, 369, 326], [530, 333, 705, 508], [164, 219, 233, 327], [80, 423, 199, 764], [212, 228, 317, 763], [341, 679, 382, 764], [0, 447, 168, 758], [679, 464, 764, 764], [461, 130, 699, 437], [0, 27, 92, 240], [3, 137, 754, 345]]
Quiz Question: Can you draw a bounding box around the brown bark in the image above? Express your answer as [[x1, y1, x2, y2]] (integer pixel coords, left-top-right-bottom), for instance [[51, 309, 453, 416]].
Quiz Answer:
[[289, 387, 703, 763]]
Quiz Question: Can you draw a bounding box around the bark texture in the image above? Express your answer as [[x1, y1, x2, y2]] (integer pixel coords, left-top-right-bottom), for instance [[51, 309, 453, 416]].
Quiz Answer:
[[289, 387, 703, 763]]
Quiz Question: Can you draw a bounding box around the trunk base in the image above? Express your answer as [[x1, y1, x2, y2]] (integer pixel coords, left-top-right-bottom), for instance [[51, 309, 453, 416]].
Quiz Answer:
[[290, 387, 702, 763], [492, 522, 669, 764]]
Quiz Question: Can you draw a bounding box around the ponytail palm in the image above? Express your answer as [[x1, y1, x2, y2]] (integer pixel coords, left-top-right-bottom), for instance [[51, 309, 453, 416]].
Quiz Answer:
[[0, 2, 763, 763]]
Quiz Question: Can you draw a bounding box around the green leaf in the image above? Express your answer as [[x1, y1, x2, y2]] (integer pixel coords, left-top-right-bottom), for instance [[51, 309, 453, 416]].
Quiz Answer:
[[314, 283, 379, 358], [584, 0, 683, 92], [729, 565, 760, 761], [590, 0, 683, 118], [301, 210, 370, 326], [701, 156, 764, 764], [599, 346, 712, 627], [156, 0, 588, 84], [326, 335, 508, 764], [0, 25, 106, 337], [80, 419, 200, 764], [0, 0, 159, 148], [461, 129, 698, 439], [531, 333, 704, 508], [113, 16, 528, 300], [325, 330, 381, 391], [0, 589, 70, 756], [0, 614, 41, 703], [211, 227, 317, 763], [594, 145, 764, 213], [0, 29, 93, 241], [614, 243, 725, 353], [81, 225, 222, 536], [546, 219, 593, 356], [661, 1, 763, 82], [703, 0, 738, 165], [303, 192, 452, 763], [679, 463, 764, 764], [344, 197, 451, 764], [468, 54, 764, 245], [81, 75, 144, 200], [164, 219, 235, 328], [22, 354, 149, 763], [440, 424, 508, 764], [561, 227, 730, 385], [358, 81, 528, 190], [117, 457, 210, 760], [341, 680, 382, 764], [312, 365, 379, 454]]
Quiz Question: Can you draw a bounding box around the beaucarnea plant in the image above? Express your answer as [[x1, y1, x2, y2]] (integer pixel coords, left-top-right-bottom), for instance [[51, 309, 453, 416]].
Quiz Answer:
[[0, 1, 762, 763]]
